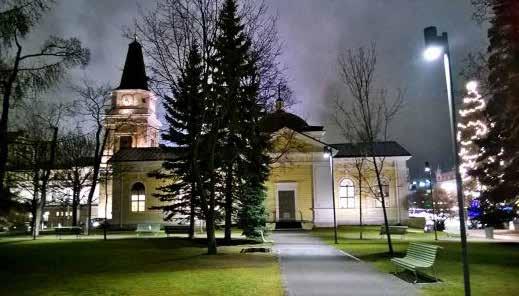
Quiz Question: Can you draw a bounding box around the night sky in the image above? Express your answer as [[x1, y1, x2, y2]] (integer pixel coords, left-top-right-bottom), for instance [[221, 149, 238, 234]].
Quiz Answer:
[[30, 0, 487, 179]]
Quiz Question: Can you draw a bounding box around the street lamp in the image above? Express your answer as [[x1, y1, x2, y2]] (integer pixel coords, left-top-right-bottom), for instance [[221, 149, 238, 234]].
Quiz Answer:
[[425, 161, 438, 241], [423, 26, 471, 295], [324, 146, 338, 244]]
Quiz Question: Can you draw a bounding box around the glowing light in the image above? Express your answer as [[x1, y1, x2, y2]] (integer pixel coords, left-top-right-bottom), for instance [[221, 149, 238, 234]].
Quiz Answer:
[[423, 46, 443, 61], [457, 79, 486, 200], [466, 81, 478, 93], [441, 181, 457, 193]]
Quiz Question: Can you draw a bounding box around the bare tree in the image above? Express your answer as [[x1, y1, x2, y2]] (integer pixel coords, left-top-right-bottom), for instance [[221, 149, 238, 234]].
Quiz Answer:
[[71, 81, 111, 234], [133, 0, 292, 108], [333, 44, 403, 256], [8, 98, 67, 237], [0, 0, 90, 197], [133, 0, 221, 255], [53, 130, 94, 226]]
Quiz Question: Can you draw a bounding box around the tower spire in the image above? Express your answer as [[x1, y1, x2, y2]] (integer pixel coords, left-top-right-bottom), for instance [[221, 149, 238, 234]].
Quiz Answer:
[[117, 38, 148, 90], [275, 84, 284, 111]]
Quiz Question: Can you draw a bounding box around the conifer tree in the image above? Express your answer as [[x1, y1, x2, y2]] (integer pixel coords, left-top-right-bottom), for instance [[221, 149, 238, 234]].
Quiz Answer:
[[212, 0, 269, 242], [238, 120, 270, 238], [154, 42, 204, 239], [472, 0, 519, 204]]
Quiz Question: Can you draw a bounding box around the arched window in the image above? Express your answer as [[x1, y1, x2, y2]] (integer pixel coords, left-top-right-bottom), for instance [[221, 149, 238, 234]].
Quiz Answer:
[[120, 136, 133, 149], [339, 179, 355, 208], [131, 182, 146, 212], [374, 178, 390, 208]]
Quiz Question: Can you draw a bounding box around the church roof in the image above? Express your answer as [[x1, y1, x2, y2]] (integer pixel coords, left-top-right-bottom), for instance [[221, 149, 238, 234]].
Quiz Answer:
[[110, 147, 176, 162], [331, 141, 411, 158], [117, 39, 149, 91], [259, 110, 324, 133]]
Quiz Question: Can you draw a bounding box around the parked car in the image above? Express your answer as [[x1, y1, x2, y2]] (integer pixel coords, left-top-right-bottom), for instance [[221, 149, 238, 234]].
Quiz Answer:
[[90, 218, 106, 229]]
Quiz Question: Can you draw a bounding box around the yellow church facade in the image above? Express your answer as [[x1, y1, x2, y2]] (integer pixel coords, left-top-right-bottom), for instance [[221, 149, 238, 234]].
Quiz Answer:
[[97, 39, 411, 230]]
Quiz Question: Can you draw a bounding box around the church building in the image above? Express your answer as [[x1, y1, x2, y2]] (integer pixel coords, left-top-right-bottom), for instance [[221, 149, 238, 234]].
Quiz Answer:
[[99, 39, 412, 230]]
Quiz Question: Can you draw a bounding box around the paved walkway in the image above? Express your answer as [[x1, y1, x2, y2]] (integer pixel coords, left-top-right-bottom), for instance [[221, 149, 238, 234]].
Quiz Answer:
[[273, 231, 417, 296]]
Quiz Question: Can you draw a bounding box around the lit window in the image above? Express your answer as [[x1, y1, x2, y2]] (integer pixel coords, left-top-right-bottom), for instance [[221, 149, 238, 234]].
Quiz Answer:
[[131, 182, 146, 212], [374, 179, 390, 208], [339, 179, 355, 208]]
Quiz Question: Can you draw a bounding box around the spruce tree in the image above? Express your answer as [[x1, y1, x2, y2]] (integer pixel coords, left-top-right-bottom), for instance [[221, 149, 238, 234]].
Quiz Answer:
[[212, 0, 270, 241], [238, 118, 270, 239], [154, 43, 204, 239], [473, 0, 519, 204]]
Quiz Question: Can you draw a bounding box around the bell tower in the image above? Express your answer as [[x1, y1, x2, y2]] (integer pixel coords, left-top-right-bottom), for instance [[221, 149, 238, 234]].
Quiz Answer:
[[103, 37, 161, 161]]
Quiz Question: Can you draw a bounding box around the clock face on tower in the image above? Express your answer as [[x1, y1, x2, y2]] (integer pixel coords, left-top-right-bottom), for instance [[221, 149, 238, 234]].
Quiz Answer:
[[121, 94, 134, 106]]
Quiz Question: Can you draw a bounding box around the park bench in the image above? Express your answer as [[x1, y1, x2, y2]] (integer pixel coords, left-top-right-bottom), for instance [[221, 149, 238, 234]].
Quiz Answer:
[[55, 226, 82, 239], [164, 225, 190, 237], [260, 230, 274, 243], [445, 230, 461, 238], [390, 242, 442, 283], [443, 222, 465, 238], [380, 225, 408, 239], [136, 223, 161, 236]]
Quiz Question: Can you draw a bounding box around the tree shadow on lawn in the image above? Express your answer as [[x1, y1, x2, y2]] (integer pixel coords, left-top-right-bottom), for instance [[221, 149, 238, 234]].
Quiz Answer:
[[0, 236, 270, 274], [0, 236, 279, 295]]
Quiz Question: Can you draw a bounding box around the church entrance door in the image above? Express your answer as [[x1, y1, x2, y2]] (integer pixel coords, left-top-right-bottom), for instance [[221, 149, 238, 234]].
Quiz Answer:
[[278, 190, 296, 221]]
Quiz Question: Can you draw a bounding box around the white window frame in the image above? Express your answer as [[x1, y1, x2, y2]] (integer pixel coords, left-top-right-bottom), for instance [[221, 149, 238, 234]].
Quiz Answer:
[[339, 179, 355, 209], [130, 182, 146, 212]]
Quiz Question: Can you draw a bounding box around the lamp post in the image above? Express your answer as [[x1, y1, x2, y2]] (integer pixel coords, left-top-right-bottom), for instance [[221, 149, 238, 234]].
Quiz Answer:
[[425, 161, 438, 241], [324, 146, 338, 244], [423, 26, 471, 295]]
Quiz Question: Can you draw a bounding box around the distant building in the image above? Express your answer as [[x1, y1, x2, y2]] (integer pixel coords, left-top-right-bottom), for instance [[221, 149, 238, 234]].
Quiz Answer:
[[435, 167, 457, 195]]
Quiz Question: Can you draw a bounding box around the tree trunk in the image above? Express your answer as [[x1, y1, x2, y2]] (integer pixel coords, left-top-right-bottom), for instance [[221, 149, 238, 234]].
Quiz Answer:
[[0, 44, 22, 198], [372, 156, 393, 256], [224, 164, 233, 244], [103, 169, 109, 241], [86, 129, 108, 235], [37, 127, 58, 235], [31, 169, 40, 239], [206, 204, 217, 255], [72, 186, 79, 227], [71, 171, 80, 226], [189, 187, 195, 239], [33, 206, 42, 238], [359, 172, 363, 240]]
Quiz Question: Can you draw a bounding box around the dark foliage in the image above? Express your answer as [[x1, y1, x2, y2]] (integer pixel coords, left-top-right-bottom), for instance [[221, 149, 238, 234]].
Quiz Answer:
[[153, 42, 205, 238], [211, 0, 269, 241], [470, 0, 519, 211]]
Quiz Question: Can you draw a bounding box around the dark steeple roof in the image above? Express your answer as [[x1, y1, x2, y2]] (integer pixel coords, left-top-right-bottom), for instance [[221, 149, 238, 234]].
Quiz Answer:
[[331, 141, 411, 158], [117, 38, 149, 91], [259, 110, 323, 133], [110, 147, 176, 162]]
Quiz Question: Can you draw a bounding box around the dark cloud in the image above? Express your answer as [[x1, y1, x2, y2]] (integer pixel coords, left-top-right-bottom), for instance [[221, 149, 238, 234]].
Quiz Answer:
[[30, 0, 486, 178], [267, 0, 487, 178]]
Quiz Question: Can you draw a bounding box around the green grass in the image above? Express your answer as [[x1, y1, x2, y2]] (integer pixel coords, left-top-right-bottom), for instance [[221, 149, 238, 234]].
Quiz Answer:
[[0, 236, 283, 296], [314, 226, 519, 296]]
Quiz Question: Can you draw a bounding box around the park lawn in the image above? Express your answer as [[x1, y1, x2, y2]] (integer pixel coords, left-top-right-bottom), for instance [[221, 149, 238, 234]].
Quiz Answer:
[[314, 226, 519, 296], [0, 236, 283, 296]]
